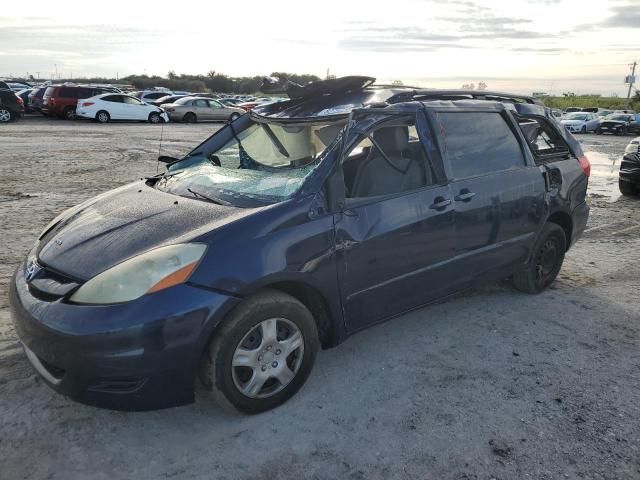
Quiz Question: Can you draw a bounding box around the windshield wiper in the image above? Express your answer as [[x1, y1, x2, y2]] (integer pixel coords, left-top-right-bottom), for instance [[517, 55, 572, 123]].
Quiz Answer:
[[187, 187, 233, 206], [260, 124, 290, 158]]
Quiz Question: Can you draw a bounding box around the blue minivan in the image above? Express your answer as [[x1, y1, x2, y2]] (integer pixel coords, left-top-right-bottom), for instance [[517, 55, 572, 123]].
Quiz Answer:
[[10, 77, 590, 413]]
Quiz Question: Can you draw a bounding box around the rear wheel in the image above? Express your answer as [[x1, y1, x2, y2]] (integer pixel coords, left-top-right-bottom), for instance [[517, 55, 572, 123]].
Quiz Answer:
[[95, 110, 110, 123], [199, 289, 319, 414], [619, 179, 638, 196], [595, 128, 602, 134], [148, 112, 162, 124], [581, 125, 587, 133], [63, 106, 76, 120], [513, 223, 566, 294], [229, 112, 240, 122], [0, 108, 12, 123], [183, 112, 197, 124]]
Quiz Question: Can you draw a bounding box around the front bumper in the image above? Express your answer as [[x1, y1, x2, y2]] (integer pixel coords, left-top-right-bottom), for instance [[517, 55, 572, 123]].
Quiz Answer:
[[9, 261, 239, 411], [563, 124, 586, 133]]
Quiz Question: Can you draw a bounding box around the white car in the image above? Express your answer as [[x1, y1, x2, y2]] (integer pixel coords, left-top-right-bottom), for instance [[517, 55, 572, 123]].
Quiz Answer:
[[560, 112, 600, 133], [76, 93, 169, 123]]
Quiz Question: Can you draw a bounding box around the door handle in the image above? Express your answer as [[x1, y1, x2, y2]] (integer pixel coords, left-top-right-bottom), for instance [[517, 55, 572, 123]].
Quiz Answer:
[[429, 197, 452, 210], [454, 190, 476, 202]]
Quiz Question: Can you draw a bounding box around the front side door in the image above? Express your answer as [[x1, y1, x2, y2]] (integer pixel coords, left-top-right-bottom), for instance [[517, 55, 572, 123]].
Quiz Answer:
[[207, 99, 227, 120], [333, 114, 455, 333], [430, 108, 542, 285], [123, 95, 147, 120]]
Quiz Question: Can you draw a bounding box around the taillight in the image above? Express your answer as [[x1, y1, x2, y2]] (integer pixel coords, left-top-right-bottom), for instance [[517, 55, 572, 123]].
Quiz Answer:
[[16, 97, 24, 105], [82, 102, 94, 107], [578, 155, 591, 177]]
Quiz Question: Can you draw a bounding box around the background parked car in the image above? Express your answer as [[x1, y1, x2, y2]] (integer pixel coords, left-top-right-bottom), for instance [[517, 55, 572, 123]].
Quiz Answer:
[[150, 94, 188, 107], [28, 87, 47, 112], [15, 89, 34, 113], [0, 86, 24, 122], [161, 97, 244, 123], [139, 90, 174, 104], [560, 112, 600, 133], [564, 107, 581, 113], [596, 114, 640, 135], [42, 84, 120, 119], [619, 137, 640, 196], [76, 93, 169, 123]]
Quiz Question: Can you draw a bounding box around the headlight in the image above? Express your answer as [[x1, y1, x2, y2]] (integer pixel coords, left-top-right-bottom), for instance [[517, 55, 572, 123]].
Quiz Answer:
[[70, 243, 207, 304], [626, 142, 640, 154]]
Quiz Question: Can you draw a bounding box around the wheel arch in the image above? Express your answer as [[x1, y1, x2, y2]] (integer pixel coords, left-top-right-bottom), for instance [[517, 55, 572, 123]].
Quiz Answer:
[[203, 278, 340, 351], [547, 210, 572, 251]]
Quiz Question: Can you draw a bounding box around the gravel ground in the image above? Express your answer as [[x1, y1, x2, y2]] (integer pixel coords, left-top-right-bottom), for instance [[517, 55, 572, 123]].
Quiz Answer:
[[1, 117, 639, 480]]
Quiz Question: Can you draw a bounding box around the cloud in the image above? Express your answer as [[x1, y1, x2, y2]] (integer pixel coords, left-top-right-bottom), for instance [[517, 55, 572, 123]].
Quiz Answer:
[[599, 5, 640, 28]]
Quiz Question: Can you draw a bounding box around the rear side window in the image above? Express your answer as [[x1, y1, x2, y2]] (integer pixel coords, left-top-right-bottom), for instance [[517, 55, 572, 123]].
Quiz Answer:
[[517, 117, 571, 162], [438, 112, 525, 179], [102, 95, 123, 103], [58, 87, 78, 98]]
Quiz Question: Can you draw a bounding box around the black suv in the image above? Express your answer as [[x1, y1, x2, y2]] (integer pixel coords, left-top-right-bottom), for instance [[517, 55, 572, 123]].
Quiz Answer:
[[0, 81, 24, 122], [10, 77, 590, 413]]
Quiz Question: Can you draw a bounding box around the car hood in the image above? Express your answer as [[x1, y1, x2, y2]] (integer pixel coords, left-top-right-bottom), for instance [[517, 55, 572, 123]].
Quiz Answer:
[[37, 181, 258, 280], [601, 120, 627, 125], [561, 119, 586, 125]]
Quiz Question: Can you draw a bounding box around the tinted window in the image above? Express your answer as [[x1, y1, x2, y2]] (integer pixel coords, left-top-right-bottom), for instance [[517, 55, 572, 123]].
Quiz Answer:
[[58, 87, 78, 98], [438, 112, 525, 179], [102, 95, 123, 103], [123, 96, 142, 105], [144, 92, 168, 100]]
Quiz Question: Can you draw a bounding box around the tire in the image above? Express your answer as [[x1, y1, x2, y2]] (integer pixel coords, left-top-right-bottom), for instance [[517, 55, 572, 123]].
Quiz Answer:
[[63, 106, 76, 120], [581, 125, 586, 134], [148, 112, 162, 124], [95, 110, 110, 123], [229, 112, 240, 122], [595, 128, 602, 135], [200, 289, 319, 414], [619, 179, 638, 196], [512, 223, 567, 294], [0, 108, 12, 123], [183, 112, 197, 124]]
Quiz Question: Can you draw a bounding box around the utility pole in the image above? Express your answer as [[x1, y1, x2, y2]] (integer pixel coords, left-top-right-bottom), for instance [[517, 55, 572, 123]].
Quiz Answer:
[[625, 61, 637, 108]]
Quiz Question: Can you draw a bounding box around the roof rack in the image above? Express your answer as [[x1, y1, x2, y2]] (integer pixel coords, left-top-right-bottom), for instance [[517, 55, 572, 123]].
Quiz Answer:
[[387, 89, 543, 106]]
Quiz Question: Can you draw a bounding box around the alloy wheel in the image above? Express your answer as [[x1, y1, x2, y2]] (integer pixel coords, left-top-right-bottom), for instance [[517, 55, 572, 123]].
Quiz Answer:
[[0, 108, 11, 122], [231, 318, 304, 399]]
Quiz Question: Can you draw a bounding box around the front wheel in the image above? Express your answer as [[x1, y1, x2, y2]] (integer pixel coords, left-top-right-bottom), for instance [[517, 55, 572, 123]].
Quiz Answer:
[[581, 125, 587, 133], [200, 289, 319, 414], [619, 179, 638, 196], [512, 223, 567, 294], [148, 112, 162, 124], [0, 108, 12, 123], [229, 112, 240, 122], [595, 128, 602, 135]]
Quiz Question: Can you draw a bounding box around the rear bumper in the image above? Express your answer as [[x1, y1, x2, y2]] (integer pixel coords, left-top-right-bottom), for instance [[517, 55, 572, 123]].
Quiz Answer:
[[9, 262, 239, 411]]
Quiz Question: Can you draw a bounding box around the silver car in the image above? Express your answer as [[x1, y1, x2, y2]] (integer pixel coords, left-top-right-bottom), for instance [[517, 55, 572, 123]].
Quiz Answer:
[[560, 112, 600, 134], [161, 97, 244, 123]]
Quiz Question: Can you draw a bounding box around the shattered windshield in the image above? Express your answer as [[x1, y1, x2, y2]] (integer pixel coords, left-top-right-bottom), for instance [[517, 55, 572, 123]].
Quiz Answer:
[[155, 119, 345, 207]]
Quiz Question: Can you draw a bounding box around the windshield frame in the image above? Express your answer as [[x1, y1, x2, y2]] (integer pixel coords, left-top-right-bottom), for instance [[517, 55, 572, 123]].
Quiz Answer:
[[154, 115, 347, 207]]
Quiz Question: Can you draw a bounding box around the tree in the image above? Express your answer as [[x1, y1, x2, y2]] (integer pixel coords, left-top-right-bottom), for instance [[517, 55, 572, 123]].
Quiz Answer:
[[477, 81, 487, 91]]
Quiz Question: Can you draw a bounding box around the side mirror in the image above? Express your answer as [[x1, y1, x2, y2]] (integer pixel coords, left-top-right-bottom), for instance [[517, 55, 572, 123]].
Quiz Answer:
[[158, 155, 180, 164]]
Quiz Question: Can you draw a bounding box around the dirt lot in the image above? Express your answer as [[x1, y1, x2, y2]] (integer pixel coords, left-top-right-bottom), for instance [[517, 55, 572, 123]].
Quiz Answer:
[[1, 117, 639, 480]]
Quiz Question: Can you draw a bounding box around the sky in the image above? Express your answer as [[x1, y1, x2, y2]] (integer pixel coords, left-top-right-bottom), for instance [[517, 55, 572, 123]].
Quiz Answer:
[[0, 0, 638, 96]]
